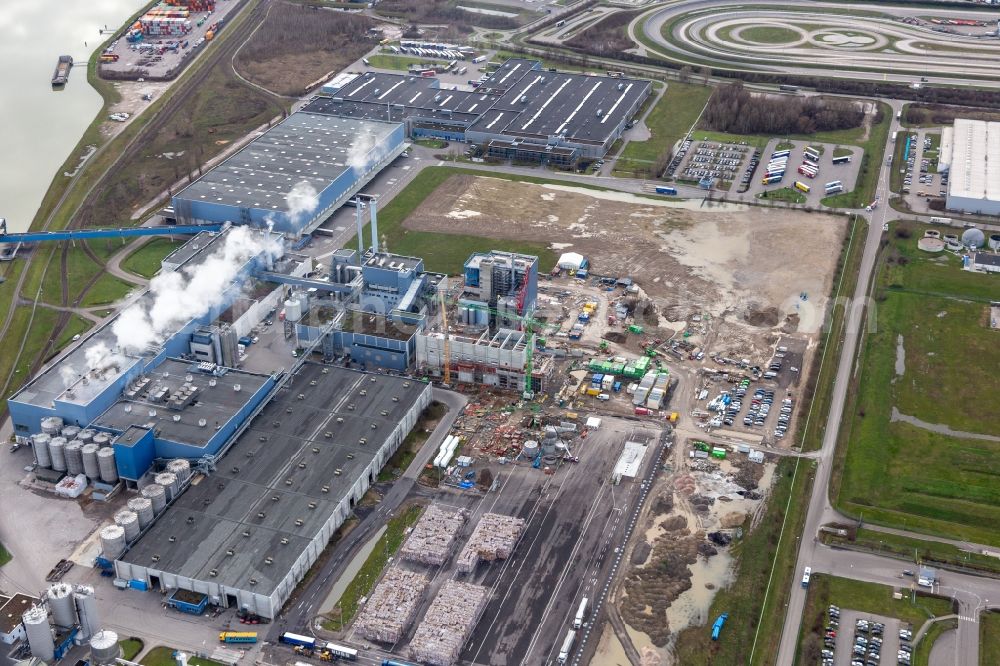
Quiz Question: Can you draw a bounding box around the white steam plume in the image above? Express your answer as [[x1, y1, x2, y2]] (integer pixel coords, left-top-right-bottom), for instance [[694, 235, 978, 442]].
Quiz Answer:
[[59, 364, 79, 388], [286, 180, 320, 226], [347, 132, 377, 174]]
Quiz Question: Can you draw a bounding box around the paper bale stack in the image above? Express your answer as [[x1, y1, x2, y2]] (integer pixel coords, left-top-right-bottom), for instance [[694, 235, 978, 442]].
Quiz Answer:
[[400, 505, 468, 566], [409, 580, 490, 666], [456, 512, 525, 573], [354, 567, 429, 643]]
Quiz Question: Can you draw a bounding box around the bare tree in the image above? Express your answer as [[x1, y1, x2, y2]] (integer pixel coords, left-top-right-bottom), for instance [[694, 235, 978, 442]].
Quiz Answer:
[[678, 65, 693, 84]]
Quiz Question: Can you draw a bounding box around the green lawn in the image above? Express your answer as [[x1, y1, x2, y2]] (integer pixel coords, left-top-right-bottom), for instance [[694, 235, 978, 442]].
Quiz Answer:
[[914, 618, 957, 666], [121, 238, 184, 278], [833, 146, 852, 158], [80, 273, 135, 308], [323, 504, 423, 628], [775, 140, 795, 151], [741, 25, 801, 44], [55, 315, 94, 353], [413, 138, 448, 149], [758, 187, 806, 204], [0, 542, 11, 567], [120, 638, 144, 661], [141, 647, 225, 666], [797, 575, 955, 664], [834, 221, 1000, 545], [614, 82, 712, 178], [889, 132, 914, 194], [369, 54, 435, 71], [981, 611, 1000, 666], [377, 401, 445, 482]]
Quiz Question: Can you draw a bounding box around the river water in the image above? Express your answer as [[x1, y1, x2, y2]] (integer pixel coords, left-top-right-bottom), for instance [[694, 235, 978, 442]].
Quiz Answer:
[[0, 0, 145, 233]]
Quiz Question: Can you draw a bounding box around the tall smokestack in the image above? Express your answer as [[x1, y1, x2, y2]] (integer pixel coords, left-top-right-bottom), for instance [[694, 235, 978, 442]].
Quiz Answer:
[[370, 199, 379, 254], [355, 203, 364, 257]]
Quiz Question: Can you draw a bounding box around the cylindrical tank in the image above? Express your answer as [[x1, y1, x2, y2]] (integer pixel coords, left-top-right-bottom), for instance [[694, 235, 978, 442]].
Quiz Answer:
[[114, 510, 140, 542], [49, 437, 67, 472], [92, 431, 111, 447], [32, 433, 52, 468], [97, 447, 118, 483], [40, 416, 64, 435], [65, 440, 85, 475], [82, 443, 101, 479], [61, 425, 81, 440], [77, 428, 96, 444], [522, 440, 539, 459], [142, 483, 167, 514], [166, 458, 191, 483], [154, 472, 179, 500], [73, 585, 100, 640], [23, 605, 54, 662], [89, 630, 121, 666], [47, 582, 77, 628], [990, 234, 1000, 251], [284, 298, 302, 322], [128, 497, 155, 529], [99, 524, 126, 559], [295, 289, 309, 315]]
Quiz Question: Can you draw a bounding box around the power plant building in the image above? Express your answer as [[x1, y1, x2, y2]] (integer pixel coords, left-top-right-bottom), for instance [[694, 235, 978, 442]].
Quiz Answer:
[[940, 118, 1000, 216]]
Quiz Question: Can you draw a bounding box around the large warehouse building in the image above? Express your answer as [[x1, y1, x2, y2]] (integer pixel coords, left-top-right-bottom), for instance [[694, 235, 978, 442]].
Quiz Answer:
[[170, 112, 406, 235], [939, 118, 1000, 216], [304, 58, 651, 161]]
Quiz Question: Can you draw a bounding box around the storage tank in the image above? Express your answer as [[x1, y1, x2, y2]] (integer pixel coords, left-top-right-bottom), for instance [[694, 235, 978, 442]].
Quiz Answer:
[[89, 629, 121, 666], [82, 443, 101, 479], [92, 431, 111, 447], [77, 428, 96, 443], [22, 605, 54, 662], [47, 582, 77, 628], [521, 440, 539, 459], [73, 585, 100, 640], [99, 524, 126, 559], [295, 289, 309, 315], [97, 447, 118, 483], [115, 510, 140, 542], [41, 416, 64, 435], [166, 458, 191, 483], [61, 425, 81, 440], [32, 433, 52, 468], [284, 298, 302, 322], [128, 497, 155, 529], [65, 440, 85, 475], [155, 472, 179, 500], [142, 483, 167, 513], [990, 234, 1000, 251], [49, 437, 68, 472]]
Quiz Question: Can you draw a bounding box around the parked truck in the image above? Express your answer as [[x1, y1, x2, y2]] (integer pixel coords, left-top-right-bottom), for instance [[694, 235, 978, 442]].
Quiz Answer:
[[711, 612, 729, 640], [557, 629, 576, 664], [573, 597, 589, 629]]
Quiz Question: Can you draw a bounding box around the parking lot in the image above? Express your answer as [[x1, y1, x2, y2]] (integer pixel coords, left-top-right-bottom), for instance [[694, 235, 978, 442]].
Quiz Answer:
[[745, 139, 863, 207], [671, 137, 756, 189], [824, 606, 910, 666], [897, 129, 946, 214]]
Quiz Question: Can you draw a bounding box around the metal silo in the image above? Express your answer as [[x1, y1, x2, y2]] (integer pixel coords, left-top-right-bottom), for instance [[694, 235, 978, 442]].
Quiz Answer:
[[990, 234, 1000, 251], [82, 443, 101, 479], [65, 440, 85, 476], [49, 437, 67, 472], [32, 433, 52, 468], [99, 524, 126, 559], [128, 497, 155, 529], [61, 425, 81, 440], [154, 472, 179, 501], [22, 605, 54, 662], [92, 431, 111, 447], [40, 416, 64, 435], [141, 483, 167, 514], [114, 510, 140, 542], [47, 582, 77, 628], [166, 459, 191, 483], [73, 585, 100, 640], [77, 428, 96, 444], [284, 298, 302, 322], [97, 447, 118, 483], [89, 630, 121, 666]]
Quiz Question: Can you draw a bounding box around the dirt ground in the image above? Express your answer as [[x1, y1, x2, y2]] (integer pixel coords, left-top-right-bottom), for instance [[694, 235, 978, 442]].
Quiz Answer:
[[404, 175, 848, 360], [100, 80, 172, 139]]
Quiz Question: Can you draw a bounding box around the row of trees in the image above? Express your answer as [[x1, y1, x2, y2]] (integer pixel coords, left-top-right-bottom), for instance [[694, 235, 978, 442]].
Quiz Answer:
[[701, 82, 864, 135]]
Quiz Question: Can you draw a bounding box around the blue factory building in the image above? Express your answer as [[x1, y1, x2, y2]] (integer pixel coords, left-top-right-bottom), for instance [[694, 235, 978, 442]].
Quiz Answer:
[[461, 250, 538, 328], [170, 112, 406, 236]]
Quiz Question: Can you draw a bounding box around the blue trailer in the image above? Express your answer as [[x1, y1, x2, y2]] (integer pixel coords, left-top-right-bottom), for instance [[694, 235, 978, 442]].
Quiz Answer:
[[654, 186, 677, 195], [711, 613, 729, 640], [279, 632, 317, 649], [382, 660, 415, 666]]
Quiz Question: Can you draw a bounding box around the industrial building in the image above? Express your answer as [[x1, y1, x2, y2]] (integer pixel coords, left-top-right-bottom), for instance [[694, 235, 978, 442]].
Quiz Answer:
[[939, 119, 1000, 216], [416, 328, 552, 392], [114, 364, 431, 618], [304, 58, 651, 161], [170, 112, 406, 235]]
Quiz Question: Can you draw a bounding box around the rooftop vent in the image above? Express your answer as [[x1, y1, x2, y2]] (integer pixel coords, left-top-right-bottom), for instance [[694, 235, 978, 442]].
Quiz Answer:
[[334, 469, 342, 476], [273, 421, 281, 428], [380, 409, 388, 416], [312, 447, 320, 454], [186, 516, 195, 524], [249, 578, 258, 586], [226, 549, 235, 556], [392, 396, 399, 402], [258, 435, 267, 442], [151, 554, 160, 562], [286, 408, 293, 414], [359, 438, 367, 445], [322, 368, 329, 374], [297, 462, 306, 469], [321, 485, 330, 493], [309, 380, 317, 386], [347, 404, 355, 411], [198, 419, 207, 428], [294, 519, 303, 527], [234, 384, 242, 392], [280, 537, 289, 545], [308, 502, 317, 510], [324, 431, 332, 439], [242, 530, 251, 538], [271, 495, 279, 502], [336, 417, 344, 423], [209, 569, 218, 577], [371, 423, 378, 430], [209, 379, 217, 387], [232, 466, 240, 474], [285, 478, 293, 486], [169, 536, 177, 543], [172, 415, 181, 422], [370, 377, 377, 383], [347, 453, 354, 460], [148, 409, 157, 417], [264, 557, 273, 565], [403, 382, 411, 388], [359, 390, 367, 397]]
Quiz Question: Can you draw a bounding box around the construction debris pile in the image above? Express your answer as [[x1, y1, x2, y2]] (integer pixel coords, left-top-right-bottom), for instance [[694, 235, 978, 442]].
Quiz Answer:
[[457, 512, 525, 573], [477, 423, 525, 457], [354, 567, 429, 643], [409, 580, 490, 666], [400, 505, 468, 566]]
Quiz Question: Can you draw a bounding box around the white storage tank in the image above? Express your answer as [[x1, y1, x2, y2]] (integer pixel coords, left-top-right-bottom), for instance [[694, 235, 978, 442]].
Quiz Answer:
[[990, 234, 1000, 251], [32, 433, 52, 468], [65, 440, 85, 476], [82, 443, 101, 479], [284, 298, 302, 322], [47, 582, 77, 628], [295, 289, 309, 315], [77, 428, 96, 443], [522, 440, 539, 459], [166, 458, 191, 483], [142, 483, 167, 513], [89, 629, 121, 666], [99, 524, 126, 559], [61, 425, 81, 440], [92, 431, 111, 447], [154, 472, 179, 500], [49, 437, 68, 472], [128, 497, 155, 529], [97, 447, 118, 483], [73, 585, 100, 640], [41, 416, 64, 435], [114, 510, 140, 542], [23, 605, 54, 662]]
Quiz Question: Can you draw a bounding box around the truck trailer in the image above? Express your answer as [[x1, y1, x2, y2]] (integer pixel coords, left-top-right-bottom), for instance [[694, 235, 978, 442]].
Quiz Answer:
[[557, 629, 576, 664]]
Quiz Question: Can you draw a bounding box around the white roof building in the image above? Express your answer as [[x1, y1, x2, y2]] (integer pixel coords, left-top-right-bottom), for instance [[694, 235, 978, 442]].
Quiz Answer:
[[558, 252, 585, 271], [944, 119, 1000, 216]]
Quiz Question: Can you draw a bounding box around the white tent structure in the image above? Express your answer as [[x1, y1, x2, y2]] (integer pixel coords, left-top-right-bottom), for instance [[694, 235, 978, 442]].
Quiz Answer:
[[558, 252, 585, 271]]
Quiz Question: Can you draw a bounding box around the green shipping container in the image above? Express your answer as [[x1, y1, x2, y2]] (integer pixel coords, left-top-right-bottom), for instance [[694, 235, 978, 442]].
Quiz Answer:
[[628, 325, 644, 334]]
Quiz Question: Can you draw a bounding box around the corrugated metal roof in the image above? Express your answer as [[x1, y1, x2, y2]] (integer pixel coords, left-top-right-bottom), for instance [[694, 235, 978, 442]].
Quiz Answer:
[[948, 119, 1000, 203]]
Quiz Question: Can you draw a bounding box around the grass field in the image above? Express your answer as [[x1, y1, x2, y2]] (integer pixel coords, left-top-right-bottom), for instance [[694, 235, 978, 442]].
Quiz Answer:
[[691, 129, 769, 150], [323, 504, 423, 628], [834, 221, 1000, 546], [758, 187, 806, 204], [913, 617, 957, 666], [121, 238, 184, 279], [55, 315, 94, 353], [141, 647, 223, 666], [0, 542, 10, 567], [981, 611, 1000, 665], [80, 273, 135, 308], [797, 575, 955, 664], [613, 82, 712, 178], [120, 638, 144, 661], [741, 25, 801, 44], [889, 133, 913, 194], [368, 54, 432, 71]]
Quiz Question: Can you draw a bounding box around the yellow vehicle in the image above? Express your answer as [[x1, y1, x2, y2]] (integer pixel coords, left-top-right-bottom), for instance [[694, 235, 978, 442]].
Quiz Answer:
[[669, 412, 679, 423], [794, 181, 811, 193], [586, 387, 600, 396]]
